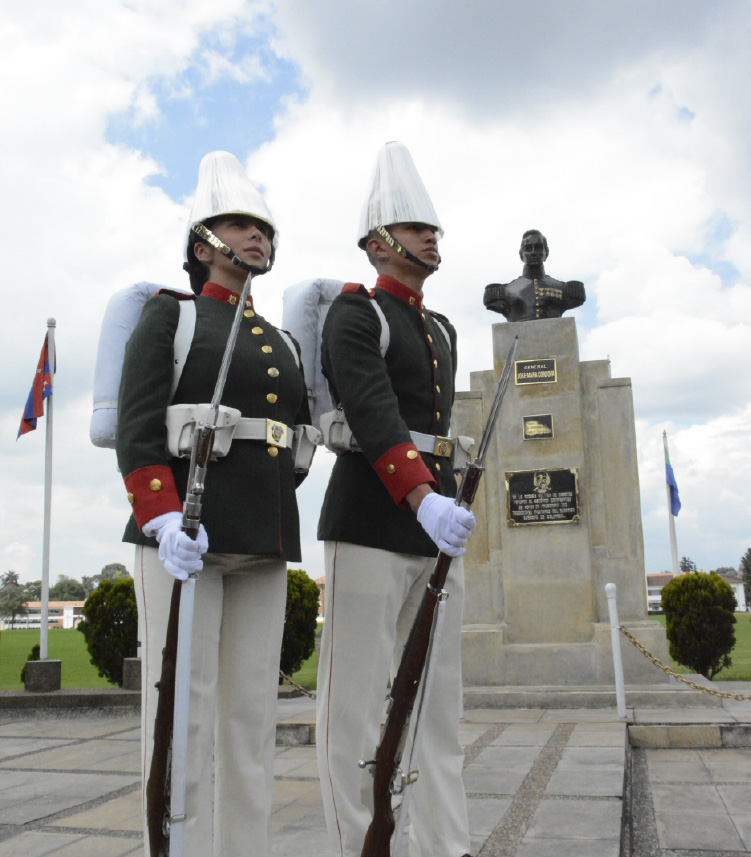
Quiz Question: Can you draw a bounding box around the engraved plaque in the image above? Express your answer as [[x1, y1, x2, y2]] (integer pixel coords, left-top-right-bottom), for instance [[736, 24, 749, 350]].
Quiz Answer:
[[505, 468, 579, 526], [515, 358, 557, 385], [522, 414, 554, 440]]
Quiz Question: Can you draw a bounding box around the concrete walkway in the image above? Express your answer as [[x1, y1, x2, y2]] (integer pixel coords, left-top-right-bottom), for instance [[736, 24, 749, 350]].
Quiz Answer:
[[0, 687, 749, 856]]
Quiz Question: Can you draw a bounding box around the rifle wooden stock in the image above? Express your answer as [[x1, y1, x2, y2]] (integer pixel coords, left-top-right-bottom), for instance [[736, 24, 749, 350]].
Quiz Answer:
[[361, 336, 516, 857], [362, 467, 483, 857], [146, 580, 182, 857]]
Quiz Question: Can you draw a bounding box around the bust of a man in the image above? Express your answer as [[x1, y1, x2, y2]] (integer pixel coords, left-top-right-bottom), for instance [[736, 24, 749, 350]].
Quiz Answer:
[[483, 230, 585, 322]]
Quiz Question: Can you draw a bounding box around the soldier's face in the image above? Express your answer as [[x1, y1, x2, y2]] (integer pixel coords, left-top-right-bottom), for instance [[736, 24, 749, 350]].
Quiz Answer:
[[389, 222, 440, 268], [209, 216, 273, 269]]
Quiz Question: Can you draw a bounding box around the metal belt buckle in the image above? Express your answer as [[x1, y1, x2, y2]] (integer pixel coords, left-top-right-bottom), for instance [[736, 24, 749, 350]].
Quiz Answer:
[[266, 419, 288, 448], [433, 436, 453, 458]]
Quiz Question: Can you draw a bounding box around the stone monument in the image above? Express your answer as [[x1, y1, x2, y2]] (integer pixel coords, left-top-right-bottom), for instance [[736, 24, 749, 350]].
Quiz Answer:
[[452, 310, 670, 696]]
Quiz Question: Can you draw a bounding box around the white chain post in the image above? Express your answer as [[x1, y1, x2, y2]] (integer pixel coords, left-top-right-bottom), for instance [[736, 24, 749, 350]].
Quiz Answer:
[[605, 583, 627, 719]]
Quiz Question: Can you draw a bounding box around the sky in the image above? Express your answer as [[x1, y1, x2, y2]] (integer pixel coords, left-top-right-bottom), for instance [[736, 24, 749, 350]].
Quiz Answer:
[[2, 0, 750, 589]]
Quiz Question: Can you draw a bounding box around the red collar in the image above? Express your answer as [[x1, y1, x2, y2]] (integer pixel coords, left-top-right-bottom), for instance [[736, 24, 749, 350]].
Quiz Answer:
[[201, 281, 254, 309], [376, 275, 424, 309]]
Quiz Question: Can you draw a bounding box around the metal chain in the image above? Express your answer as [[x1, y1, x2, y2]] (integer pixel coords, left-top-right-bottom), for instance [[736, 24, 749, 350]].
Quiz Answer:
[[279, 670, 317, 699], [619, 625, 751, 701]]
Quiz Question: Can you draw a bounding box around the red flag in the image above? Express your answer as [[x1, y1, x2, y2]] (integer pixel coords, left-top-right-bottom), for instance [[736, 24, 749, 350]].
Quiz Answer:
[[18, 335, 54, 438]]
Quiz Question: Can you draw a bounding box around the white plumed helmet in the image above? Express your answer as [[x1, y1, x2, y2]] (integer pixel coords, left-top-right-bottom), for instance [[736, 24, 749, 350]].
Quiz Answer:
[[184, 150, 279, 262], [357, 141, 443, 249]]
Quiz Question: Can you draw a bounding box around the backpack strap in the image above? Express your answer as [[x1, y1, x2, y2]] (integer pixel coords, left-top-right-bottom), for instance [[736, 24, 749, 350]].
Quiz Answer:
[[342, 282, 389, 357], [429, 312, 451, 351], [276, 328, 301, 368], [170, 299, 196, 400]]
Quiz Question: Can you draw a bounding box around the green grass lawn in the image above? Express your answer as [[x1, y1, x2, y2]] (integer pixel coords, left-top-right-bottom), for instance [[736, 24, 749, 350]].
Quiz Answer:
[[1, 626, 319, 691], [649, 612, 751, 680], [0, 628, 112, 689]]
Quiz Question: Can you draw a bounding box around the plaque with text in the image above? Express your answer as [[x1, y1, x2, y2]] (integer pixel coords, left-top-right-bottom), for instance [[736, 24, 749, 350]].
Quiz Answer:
[[515, 358, 557, 385], [505, 468, 579, 526], [522, 414, 554, 440]]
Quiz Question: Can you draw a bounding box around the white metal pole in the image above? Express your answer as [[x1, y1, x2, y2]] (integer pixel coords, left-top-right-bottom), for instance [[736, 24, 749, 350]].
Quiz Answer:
[[663, 431, 679, 576], [605, 583, 627, 719], [40, 318, 56, 661]]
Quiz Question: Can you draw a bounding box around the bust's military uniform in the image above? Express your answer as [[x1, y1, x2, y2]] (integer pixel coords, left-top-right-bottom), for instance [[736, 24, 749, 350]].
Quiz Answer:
[[483, 273, 585, 321], [316, 274, 471, 857], [117, 281, 310, 857]]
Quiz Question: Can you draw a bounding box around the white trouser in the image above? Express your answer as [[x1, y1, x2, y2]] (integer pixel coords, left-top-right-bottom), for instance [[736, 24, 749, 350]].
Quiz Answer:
[[134, 546, 287, 857], [316, 542, 470, 857]]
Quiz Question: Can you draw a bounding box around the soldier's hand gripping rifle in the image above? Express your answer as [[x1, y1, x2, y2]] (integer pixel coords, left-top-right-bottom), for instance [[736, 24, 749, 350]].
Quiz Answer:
[[146, 225, 257, 857], [359, 336, 519, 857]]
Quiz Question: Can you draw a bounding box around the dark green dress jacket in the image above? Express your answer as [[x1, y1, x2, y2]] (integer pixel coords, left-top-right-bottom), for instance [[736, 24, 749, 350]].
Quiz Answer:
[[116, 283, 310, 562], [317, 275, 458, 558]]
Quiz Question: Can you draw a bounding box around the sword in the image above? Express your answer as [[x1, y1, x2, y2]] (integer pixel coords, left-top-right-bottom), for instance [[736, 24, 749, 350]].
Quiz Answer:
[[146, 227, 256, 857]]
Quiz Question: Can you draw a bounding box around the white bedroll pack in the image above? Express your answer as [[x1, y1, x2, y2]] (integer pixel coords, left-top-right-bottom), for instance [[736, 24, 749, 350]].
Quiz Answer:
[[91, 282, 319, 472], [90, 282, 195, 449], [281, 278, 474, 472]]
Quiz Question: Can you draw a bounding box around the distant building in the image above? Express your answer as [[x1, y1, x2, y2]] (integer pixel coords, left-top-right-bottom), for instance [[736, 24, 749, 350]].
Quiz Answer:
[[0, 601, 85, 630], [315, 576, 325, 619], [646, 573, 674, 613], [645, 573, 748, 613]]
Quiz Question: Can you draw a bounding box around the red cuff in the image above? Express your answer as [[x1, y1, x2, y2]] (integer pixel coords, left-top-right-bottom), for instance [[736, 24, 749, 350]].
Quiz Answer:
[[373, 442, 438, 507], [123, 465, 182, 529]]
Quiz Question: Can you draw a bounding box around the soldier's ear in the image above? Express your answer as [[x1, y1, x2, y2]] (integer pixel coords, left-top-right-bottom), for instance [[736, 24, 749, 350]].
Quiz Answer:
[[366, 234, 389, 260], [193, 241, 212, 263]]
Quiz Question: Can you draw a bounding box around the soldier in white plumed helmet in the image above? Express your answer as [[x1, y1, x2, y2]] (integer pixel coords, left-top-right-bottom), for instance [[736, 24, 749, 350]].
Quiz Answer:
[[316, 142, 475, 857], [116, 150, 312, 857]]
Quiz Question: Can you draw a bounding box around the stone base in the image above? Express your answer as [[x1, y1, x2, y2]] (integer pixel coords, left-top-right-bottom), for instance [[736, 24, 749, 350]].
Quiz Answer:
[[462, 620, 671, 687], [122, 658, 141, 691], [463, 681, 723, 709], [24, 659, 61, 692]]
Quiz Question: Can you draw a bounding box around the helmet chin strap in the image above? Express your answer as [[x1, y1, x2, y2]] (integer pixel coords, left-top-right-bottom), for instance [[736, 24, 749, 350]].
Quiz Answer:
[[375, 223, 440, 274], [191, 223, 274, 276]]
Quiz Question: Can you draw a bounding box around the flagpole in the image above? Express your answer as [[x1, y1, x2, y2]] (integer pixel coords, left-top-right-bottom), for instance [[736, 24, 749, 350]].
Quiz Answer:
[[663, 430, 679, 576], [40, 318, 56, 661]]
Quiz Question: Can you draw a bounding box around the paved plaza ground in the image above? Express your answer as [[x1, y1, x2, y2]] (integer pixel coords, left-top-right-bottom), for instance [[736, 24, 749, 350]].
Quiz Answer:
[[0, 686, 750, 856]]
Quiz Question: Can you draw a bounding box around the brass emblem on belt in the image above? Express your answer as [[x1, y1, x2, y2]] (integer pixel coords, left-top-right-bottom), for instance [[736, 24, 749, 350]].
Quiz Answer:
[[266, 419, 288, 448], [433, 436, 453, 458]]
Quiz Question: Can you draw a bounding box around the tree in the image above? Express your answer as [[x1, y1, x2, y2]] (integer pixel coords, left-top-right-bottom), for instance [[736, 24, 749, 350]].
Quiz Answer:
[[0, 571, 28, 629], [741, 548, 751, 605], [22, 580, 42, 601], [280, 569, 320, 681], [90, 563, 130, 590], [77, 577, 138, 686], [714, 566, 738, 579], [679, 556, 696, 573], [49, 575, 87, 601], [661, 571, 737, 679]]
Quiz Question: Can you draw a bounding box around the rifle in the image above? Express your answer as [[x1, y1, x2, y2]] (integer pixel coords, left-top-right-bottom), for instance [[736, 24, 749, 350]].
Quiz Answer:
[[145, 227, 256, 857], [359, 336, 519, 857]]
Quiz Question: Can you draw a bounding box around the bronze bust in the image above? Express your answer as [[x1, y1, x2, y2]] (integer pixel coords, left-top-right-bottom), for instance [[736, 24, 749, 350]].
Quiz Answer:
[[484, 230, 585, 322]]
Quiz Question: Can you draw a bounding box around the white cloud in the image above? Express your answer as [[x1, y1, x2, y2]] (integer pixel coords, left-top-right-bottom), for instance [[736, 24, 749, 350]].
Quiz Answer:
[[2, 0, 751, 586]]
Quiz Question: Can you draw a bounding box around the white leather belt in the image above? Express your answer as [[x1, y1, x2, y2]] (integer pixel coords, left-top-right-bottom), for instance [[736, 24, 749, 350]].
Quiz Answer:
[[233, 417, 294, 449], [410, 431, 454, 458]]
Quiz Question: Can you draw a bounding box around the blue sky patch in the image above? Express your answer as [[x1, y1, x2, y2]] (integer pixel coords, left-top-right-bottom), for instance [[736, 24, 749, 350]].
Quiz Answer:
[[106, 38, 303, 201]]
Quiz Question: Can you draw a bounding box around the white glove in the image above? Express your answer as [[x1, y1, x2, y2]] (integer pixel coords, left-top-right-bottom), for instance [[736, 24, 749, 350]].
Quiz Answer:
[[416, 492, 476, 557], [143, 511, 209, 581]]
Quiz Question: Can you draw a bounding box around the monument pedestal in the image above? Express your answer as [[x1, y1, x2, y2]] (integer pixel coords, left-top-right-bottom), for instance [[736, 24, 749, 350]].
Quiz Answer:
[[452, 317, 668, 689]]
